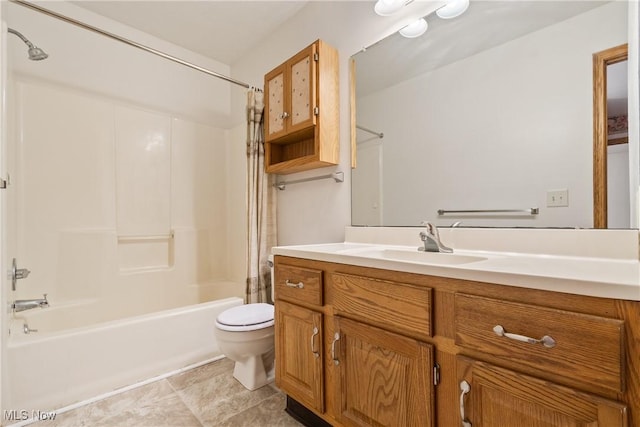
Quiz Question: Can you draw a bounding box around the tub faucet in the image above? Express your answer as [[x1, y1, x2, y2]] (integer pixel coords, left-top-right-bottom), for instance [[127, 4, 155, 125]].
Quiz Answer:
[[419, 221, 453, 253], [12, 294, 49, 312]]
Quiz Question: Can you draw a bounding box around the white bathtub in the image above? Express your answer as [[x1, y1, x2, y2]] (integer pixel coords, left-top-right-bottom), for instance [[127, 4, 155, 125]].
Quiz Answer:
[[4, 296, 243, 413]]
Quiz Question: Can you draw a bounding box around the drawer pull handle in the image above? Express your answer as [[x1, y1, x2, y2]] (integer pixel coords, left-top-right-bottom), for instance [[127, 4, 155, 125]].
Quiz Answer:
[[331, 332, 340, 365], [310, 327, 320, 358], [493, 325, 556, 348], [285, 279, 304, 289], [459, 380, 472, 427]]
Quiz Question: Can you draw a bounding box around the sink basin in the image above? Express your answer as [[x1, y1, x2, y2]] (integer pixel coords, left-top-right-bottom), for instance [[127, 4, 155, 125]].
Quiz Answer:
[[383, 250, 487, 265], [349, 248, 488, 265]]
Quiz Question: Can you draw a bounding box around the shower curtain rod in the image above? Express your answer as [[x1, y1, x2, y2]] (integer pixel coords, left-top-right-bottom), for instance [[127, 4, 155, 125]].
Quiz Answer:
[[9, 0, 262, 91]]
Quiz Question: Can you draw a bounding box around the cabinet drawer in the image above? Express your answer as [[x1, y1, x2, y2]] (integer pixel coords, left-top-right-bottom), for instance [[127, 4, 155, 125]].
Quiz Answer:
[[275, 264, 323, 306], [455, 293, 625, 393], [332, 272, 432, 340]]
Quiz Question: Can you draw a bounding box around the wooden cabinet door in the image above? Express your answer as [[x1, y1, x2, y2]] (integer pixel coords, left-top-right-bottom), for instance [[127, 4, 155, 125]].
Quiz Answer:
[[458, 358, 627, 427], [286, 43, 317, 135], [264, 44, 317, 142], [265, 64, 287, 141], [333, 317, 434, 427], [275, 300, 324, 413]]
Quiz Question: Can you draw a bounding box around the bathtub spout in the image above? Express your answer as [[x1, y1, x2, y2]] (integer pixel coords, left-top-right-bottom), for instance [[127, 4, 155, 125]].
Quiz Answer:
[[12, 294, 49, 312]]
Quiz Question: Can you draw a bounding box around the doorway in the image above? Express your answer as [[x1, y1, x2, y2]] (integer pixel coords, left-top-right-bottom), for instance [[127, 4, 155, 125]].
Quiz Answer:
[[593, 44, 629, 228]]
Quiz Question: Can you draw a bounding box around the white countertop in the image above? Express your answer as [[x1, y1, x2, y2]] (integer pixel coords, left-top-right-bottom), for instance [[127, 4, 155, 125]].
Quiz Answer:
[[272, 228, 640, 301]]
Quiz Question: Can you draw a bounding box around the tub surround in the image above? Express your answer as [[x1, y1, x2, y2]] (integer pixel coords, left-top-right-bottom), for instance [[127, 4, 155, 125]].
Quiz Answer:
[[272, 227, 640, 426], [272, 226, 640, 301]]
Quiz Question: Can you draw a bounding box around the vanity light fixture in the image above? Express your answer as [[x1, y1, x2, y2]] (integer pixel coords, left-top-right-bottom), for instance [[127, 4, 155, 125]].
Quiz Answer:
[[399, 18, 428, 38], [379, 0, 469, 39], [374, 0, 408, 16], [435, 0, 470, 19]]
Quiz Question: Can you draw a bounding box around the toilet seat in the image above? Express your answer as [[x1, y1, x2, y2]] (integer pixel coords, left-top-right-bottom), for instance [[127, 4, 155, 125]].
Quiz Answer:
[[215, 303, 274, 332]]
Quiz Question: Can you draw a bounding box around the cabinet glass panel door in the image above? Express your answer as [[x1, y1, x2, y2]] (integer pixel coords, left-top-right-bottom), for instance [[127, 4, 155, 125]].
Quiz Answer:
[[266, 68, 286, 139], [288, 45, 316, 133]]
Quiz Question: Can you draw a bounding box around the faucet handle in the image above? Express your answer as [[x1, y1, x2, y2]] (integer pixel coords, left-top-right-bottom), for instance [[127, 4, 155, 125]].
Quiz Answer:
[[420, 221, 439, 236]]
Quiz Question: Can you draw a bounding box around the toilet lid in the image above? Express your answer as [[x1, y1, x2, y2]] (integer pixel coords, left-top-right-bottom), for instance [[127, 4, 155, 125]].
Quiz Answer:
[[216, 303, 274, 331]]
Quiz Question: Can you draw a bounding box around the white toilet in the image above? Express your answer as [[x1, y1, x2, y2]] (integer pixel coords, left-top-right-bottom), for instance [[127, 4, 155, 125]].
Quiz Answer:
[[214, 302, 275, 391]]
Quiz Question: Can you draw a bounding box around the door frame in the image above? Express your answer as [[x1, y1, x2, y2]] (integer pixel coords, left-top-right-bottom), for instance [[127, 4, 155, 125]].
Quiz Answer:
[[593, 43, 628, 228]]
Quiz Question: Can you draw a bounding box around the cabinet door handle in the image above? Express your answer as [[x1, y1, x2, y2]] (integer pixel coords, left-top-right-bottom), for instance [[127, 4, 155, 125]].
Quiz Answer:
[[310, 327, 320, 358], [280, 112, 290, 119], [459, 380, 472, 427], [493, 325, 556, 348], [331, 332, 340, 365], [285, 279, 304, 289]]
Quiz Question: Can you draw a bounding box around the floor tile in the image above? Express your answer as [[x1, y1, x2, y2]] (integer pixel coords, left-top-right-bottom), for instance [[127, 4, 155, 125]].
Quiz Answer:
[[168, 358, 235, 391], [27, 358, 300, 427], [35, 380, 201, 427], [214, 393, 303, 427], [172, 366, 277, 425]]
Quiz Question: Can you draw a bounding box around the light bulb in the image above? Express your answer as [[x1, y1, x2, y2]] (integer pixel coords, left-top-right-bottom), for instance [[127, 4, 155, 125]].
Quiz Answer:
[[374, 0, 405, 16], [436, 0, 470, 19], [399, 18, 428, 38]]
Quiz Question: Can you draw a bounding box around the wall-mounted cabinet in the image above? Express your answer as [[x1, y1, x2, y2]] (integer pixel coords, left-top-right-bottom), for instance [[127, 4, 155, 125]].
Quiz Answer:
[[264, 40, 339, 174]]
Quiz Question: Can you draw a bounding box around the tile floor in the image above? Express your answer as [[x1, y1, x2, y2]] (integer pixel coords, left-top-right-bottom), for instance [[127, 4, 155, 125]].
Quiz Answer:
[[33, 358, 303, 427]]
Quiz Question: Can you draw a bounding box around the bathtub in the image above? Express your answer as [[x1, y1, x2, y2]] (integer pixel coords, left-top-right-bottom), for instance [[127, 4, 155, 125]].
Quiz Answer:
[[4, 295, 243, 414]]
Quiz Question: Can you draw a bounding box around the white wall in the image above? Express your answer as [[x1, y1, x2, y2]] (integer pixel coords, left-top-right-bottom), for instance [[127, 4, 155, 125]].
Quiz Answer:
[[609, 144, 631, 228], [352, 138, 383, 226], [231, 1, 446, 245], [356, 2, 627, 228]]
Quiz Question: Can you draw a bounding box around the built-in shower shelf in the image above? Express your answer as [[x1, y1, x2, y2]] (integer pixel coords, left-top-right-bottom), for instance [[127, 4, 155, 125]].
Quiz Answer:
[[117, 231, 174, 272], [117, 232, 175, 242]]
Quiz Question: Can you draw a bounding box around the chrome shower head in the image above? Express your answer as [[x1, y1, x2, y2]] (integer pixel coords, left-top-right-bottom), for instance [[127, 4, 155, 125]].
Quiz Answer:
[[27, 46, 48, 61], [8, 27, 48, 61]]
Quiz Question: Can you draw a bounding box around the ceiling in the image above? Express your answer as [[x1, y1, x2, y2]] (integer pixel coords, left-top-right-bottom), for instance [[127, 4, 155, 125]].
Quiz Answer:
[[70, 1, 308, 65]]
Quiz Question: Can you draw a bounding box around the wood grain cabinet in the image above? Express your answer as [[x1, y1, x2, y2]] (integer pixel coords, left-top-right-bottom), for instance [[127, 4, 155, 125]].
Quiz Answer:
[[455, 293, 628, 427], [264, 40, 339, 174], [275, 300, 324, 413], [333, 317, 434, 427], [273, 256, 640, 427], [274, 264, 324, 412], [457, 358, 627, 427]]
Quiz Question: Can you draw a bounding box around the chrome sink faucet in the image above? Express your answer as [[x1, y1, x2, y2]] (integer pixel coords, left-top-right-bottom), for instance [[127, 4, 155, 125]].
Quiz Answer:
[[419, 221, 453, 253], [12, 294, 49, 312]]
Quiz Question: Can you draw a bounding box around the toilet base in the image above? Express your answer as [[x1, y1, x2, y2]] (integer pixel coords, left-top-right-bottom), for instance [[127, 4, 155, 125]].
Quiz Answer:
[[232, 356, 275, 391]]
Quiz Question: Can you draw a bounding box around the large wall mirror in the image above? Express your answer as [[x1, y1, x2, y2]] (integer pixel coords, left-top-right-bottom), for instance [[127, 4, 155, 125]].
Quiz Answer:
[[351, 1, 637, 229]]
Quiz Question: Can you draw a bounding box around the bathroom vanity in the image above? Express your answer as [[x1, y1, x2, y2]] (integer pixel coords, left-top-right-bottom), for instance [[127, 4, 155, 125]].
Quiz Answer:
[[272, 227, 640, 427]]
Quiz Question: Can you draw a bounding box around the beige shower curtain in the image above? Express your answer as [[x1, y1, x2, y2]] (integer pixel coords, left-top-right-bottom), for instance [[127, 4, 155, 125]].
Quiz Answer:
[[246, 89, 277, 304]]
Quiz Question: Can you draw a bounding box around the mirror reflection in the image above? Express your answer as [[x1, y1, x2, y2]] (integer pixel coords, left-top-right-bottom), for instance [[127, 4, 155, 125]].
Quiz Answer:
[[352, 1, 635, 228]]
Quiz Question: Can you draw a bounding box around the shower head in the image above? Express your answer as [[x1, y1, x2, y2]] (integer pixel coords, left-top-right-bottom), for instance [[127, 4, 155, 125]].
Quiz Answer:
[[8, 27, 48, 61], [27, 46, 48, 61]]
